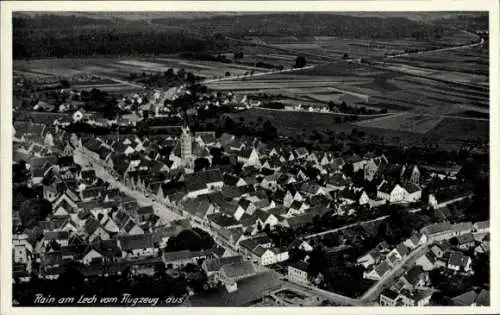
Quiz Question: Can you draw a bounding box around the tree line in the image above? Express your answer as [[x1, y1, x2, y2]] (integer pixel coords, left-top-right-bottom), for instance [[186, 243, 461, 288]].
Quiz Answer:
[[13, 15, 216, 59]]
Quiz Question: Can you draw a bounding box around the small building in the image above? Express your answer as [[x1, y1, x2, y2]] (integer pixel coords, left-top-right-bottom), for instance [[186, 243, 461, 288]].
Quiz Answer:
[[288, 261, 309, 285], [379, 289, 400, 306], [447, 251, 472, 273]]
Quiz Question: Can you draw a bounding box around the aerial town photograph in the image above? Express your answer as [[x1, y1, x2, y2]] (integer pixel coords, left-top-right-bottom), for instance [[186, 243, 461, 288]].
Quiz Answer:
[[9, 9, 490, 308]]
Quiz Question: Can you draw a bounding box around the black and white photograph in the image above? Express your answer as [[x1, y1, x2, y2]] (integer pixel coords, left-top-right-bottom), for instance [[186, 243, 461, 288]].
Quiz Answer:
[[1, 1, 497, 313]]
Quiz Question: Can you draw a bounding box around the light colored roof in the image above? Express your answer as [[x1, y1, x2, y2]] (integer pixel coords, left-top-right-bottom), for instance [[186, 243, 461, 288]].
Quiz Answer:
[[204, 255, 244, 272], [220, 261, 256, 279]]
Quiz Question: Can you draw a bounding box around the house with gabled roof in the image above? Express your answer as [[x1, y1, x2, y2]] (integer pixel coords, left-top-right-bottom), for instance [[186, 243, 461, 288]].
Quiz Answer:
[[195, 131, 218, 148], [377, 180, 419, 203], [420, 222, 453, 243], [238, 148, 261, 168], [84, 217, 110, 243], [281, 213, 314, 229], [363, 155, 389, 181], [208, 213, 243, 230], [447, 251, 472, 272], [473, 220, 489, 233], [218, 201, 246, 221], [119, 233, 158, 259], [379, 289, 401, 306], [364, 261, 391, 281], [339, 189, 370, 206], [254, 209, 282, 230], [455, 233, 476, 250], [451, 222, 474, 236], [404, 233, 425, 249], [356, 249, 384, 269], [451, 289, 490, 306], [415, 251, 437, 271], [345, 153, 367, 172], [184, 169, 224, 199], [300, 182, 327, 197], [182, 195, 217, 226], [402, 164, 420, 185], [288, 261, 309, 285], [123, 219, 144, 235], [293, 147, 309, 160], [162, 249, 211, 268], [289, 200, 309, 212], [137, 205, 155, 223], [219, 133, 236, 144], [41, 231, 70, 249], [261, 156, 282, 172]]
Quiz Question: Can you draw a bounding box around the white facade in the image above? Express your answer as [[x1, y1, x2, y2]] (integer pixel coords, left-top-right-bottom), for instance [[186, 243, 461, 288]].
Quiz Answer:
[[288, 265, 309, 285], [82, 249, 103, 265]]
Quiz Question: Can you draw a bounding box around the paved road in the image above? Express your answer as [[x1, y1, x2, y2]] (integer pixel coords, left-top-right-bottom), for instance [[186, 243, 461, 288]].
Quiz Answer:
[[360, 245, 429, 302], [202, 64, 315, 84], [304, 215, 390, 240], [93, 74, 146, 89], [280, 277, 369, 306], [304, 207, 422, 240], [257, 263, 366, 306], [386, 39, 485, 59], [73, 148, 184, 224], [255, 107, 394, 118]]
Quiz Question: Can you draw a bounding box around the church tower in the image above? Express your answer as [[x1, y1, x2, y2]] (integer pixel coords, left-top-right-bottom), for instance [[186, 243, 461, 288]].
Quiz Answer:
[[180, 125, 193, 169]]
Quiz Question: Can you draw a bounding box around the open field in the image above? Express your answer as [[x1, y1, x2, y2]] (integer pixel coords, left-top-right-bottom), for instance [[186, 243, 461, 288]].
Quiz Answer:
[[208, 58, 489, 114], [242, 31, 479, 60], [13, 56, 272, 86], [227, 108, 356, 136], [387, 46, 489, 76], [427, 118, 489, 142], [353, 112, 445, 134]]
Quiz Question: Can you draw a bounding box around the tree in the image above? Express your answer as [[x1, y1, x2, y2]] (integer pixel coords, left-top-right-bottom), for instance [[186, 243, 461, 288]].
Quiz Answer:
[[294, 56, 307, 68], [164, 68, 174, 77], [307, 248, 326, 278], [343, 163, 354, 178], [154, 262, 166, 276], [194, 158, 210, 172], [225, 71, 231, 77], [186, 72, 196, 84], [327, 101, 335, 112], [177, 68, 186, 79], [263, 224, 271, 233], [58, 261, 85, 294], [59, 79, 70, 88], [262, 120, 278, 141], [223, 117, 235, 132], [19, 198, 52, 229], [257, 222, 263, 232], [342, 53, 349, 60], [166, 228, 215, 252], [449, 237, 459, 247]]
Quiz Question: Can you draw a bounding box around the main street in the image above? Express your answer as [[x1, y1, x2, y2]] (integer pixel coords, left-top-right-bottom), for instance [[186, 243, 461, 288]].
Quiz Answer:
[[73, 148, 185, 225]]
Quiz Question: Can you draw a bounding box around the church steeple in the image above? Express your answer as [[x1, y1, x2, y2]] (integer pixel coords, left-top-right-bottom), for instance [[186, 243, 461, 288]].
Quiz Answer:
[[180, 124, 193, 169]]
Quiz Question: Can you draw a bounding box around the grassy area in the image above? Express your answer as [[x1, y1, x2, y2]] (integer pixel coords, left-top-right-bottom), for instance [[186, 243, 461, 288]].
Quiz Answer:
[[227, 108, 355, 136]]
